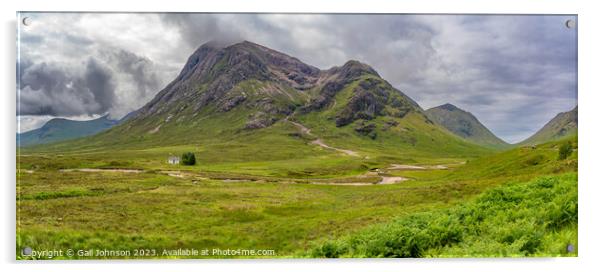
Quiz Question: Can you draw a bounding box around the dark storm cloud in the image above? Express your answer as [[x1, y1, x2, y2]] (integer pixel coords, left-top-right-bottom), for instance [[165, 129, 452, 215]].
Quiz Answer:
[[18, 48, 164, 119], [101, 49, 162, 99], [19, 58, 116, 116], [17, 13, 173, 124]]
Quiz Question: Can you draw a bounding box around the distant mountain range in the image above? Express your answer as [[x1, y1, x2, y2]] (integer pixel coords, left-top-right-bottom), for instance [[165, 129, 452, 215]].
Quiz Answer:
[[425, 103, 509, 149], [17, 113, 135, 147], [519, 106, 577, 146]]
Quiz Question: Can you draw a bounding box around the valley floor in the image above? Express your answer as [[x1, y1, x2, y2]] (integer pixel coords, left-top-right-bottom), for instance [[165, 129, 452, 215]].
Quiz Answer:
[[16, 137, 577, 259]]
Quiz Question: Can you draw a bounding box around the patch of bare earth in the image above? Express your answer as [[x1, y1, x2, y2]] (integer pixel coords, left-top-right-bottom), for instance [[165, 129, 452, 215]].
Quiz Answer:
[[60, 168, 144, 173], [378, 176, 408, 184]]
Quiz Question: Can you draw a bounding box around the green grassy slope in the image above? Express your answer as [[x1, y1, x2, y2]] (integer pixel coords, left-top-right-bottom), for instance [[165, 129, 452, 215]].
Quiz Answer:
[[425, 103, 509, 149], [20, 75, 492, 179], [307, 136, 577, 258], [294, 74, 493, 160], [309, 172, 577, 257], [519, 106, 577, 146], [17, 135, 577, 259]]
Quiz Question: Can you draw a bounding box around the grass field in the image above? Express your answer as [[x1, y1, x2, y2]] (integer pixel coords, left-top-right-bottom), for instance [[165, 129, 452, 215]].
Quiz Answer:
[[16, 128, 577, 259], [309, 173, 577, 257]]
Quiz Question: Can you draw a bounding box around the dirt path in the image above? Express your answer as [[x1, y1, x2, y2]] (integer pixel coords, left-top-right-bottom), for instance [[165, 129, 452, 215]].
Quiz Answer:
[[287, 119, 359, 157], [289, 120, 311, 134], [378, 176, 408, 184], [160, 170, 188, 178], [58, 167, 408, 186], [310, 139, 359, 157], [387, 164, 449, 170], [60, 168, 144, 173], [388, 164, 426, 170], [310, 182, 374, 186], [309, 175, 408, 186]]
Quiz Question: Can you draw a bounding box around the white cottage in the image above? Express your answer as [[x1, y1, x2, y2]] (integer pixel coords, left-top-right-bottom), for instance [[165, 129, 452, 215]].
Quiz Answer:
[[167, 156, 180, 164]]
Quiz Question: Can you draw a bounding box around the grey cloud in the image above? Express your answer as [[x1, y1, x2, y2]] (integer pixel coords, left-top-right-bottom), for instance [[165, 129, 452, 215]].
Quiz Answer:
[[18, 48, 164, 119], [99, 48, 166, 118], [64, 33, 94, 47], [101, 49, 162, 99], [158, 14, 441, 82], [160, 13, 246, 48], [21, 34, 44, 44], [83, 58, 116, 110], [19, 58, 116, 116]]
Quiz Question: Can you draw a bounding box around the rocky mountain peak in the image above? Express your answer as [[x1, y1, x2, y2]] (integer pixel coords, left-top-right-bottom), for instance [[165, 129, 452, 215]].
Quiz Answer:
[[130, 41, 424, 135], [325, 60, 380, 82], [439, 103, 460, 111]]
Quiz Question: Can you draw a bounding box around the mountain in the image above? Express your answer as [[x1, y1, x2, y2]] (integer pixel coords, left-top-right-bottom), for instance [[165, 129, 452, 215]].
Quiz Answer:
[[40, 41, 491, 158], [519, 106, 577, 145], [425, 103, 509, 149], [18, 115, 119, 147]]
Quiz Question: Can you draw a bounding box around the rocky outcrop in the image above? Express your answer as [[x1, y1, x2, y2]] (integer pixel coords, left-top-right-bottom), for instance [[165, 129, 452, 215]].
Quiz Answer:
[[219, 95, 247, 112], [354, 121, 377, 139]]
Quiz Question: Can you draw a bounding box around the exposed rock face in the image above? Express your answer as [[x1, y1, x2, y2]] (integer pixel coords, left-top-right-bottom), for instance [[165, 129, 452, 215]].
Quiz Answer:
[[335, 77, 415, 127], [135, 41, 321, 120], [354, 121, 377, 139], [245, 111, 278, 129], [300, 60, 379, 114], [301, 81, 345, 113], [219, 95, 247, 112], [121, 40, 424, 134]]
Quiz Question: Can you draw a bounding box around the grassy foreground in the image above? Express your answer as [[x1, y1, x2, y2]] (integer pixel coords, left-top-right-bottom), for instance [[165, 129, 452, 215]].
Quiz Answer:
[[309, 173, 577, 257], [16, 135, 577, 259]]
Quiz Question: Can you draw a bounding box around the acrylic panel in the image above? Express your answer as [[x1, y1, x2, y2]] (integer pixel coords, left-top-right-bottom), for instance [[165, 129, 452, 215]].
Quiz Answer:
[[16, 12, 578, 259]]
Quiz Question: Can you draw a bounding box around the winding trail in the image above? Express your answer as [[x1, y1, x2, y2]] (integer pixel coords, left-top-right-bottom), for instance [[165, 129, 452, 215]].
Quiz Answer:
[[387, 164, 450, 170], [287, 119, 359, 157]]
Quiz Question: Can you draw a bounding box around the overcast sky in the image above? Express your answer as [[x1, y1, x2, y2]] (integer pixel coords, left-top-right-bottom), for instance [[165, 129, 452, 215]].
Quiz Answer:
[[17, 13, 577, 143]]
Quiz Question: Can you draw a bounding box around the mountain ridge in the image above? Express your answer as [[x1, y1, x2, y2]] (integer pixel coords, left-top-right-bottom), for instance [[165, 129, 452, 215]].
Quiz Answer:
[[120, 40, 427, 136], [425, 103, 509, 149], [519, 106, 577, 146], [18, 115, 119, 147], [29, 41, 492, 159]]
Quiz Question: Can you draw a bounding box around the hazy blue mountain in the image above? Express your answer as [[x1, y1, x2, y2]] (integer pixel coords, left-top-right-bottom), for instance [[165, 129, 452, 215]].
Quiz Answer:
[[18, 115, 119, 147]]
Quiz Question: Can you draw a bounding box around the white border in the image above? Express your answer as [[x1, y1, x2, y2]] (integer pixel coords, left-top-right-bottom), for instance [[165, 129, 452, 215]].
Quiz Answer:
[[2, 0, 600, 271]]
